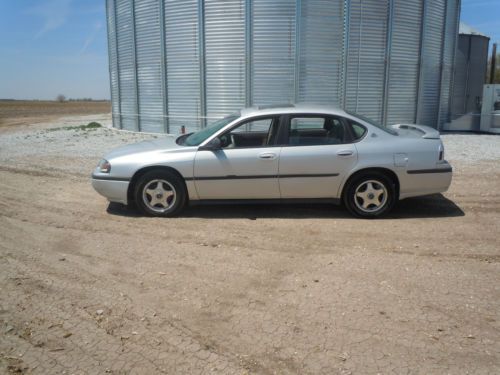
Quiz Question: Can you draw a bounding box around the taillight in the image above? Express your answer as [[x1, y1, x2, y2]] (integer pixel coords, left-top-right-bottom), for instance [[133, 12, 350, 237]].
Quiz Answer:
[[438, 143, 444, 161]]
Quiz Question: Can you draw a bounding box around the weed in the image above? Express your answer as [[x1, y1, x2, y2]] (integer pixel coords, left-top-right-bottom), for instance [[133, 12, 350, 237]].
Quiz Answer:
[[45, 122, 102, 132]]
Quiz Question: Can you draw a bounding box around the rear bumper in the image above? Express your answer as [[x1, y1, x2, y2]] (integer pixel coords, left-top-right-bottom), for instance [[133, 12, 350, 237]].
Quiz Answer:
[[399, 163, 453, 199], [91, 176, 129, 205]]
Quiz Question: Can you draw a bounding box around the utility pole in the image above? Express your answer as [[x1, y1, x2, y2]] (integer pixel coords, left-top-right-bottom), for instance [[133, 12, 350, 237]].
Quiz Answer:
[[490, 43, 497, 84]]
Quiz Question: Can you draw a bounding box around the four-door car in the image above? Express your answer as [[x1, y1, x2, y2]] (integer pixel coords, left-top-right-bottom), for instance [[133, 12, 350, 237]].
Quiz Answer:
[[92, 104, 452, 218]]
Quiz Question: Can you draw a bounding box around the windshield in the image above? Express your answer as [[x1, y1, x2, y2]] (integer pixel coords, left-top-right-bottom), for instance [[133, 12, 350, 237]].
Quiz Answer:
[[346, 111, 398, 136], [180, 114, 240, 146]]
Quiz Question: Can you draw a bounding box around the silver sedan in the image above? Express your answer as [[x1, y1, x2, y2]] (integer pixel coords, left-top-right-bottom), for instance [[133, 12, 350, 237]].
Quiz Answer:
[[92, 104, 452, 218]]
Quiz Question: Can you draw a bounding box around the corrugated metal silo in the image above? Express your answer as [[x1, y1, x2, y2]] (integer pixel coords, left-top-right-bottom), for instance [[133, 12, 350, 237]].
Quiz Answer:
[[447, 23, 490, 131], [106, 0, 461, 133]]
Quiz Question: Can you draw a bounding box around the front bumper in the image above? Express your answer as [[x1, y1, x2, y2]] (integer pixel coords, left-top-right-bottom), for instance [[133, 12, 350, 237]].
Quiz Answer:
[[91, 175, 130, 205]]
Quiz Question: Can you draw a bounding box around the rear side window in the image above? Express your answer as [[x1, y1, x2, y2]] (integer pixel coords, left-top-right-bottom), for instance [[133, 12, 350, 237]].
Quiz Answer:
[[288, 116, 346, 146], [291, 117, 325, 130], [349, 121, 367, 141]]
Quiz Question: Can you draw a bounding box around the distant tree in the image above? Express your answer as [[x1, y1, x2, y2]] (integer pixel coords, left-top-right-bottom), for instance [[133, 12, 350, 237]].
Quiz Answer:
[[65, 97, 94, 102], [56, 94, 66, 103]]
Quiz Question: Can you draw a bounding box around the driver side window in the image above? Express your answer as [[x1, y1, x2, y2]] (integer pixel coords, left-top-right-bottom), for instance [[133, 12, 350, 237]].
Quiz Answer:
[[219, 117, 278, 149]]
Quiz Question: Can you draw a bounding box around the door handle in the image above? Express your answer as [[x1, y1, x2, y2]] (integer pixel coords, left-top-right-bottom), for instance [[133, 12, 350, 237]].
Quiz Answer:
[[337, 150, 354, 157], [259, 152, 277, 160]]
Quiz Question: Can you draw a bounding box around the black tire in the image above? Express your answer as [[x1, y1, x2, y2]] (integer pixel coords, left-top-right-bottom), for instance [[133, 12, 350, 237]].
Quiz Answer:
[[343, 171, 396, 218], [134, 170, 187, 217]]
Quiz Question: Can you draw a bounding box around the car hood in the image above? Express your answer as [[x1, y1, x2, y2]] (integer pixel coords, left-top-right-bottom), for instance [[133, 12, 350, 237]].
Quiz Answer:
[[105, 136, 183, 160]]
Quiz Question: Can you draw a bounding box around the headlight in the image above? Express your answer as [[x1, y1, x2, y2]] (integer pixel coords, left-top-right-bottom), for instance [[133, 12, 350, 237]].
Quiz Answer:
[[97, 159, 111, 173]]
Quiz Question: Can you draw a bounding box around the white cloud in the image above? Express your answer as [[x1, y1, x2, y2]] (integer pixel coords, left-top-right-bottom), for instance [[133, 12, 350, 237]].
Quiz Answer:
[[79, 21, 103, 56], [29, 0, 72, 39]]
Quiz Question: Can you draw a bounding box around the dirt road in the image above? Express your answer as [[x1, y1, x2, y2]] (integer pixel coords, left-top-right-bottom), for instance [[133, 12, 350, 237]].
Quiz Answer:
[[0, 117, 499, 374]]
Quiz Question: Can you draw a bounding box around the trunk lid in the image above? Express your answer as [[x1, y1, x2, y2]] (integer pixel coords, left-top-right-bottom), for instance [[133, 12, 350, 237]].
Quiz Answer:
[[390, 124, 440, 139]]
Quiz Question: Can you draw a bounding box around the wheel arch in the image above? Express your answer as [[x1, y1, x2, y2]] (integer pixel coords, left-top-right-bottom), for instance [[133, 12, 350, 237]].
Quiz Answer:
[[127, 165, 188, 205], [340, 167, 400, 202]]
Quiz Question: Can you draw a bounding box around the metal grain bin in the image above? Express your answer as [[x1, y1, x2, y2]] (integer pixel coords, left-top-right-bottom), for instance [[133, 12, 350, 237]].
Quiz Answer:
[[106, 0, 460, 133], [447, 23, 490, 131]]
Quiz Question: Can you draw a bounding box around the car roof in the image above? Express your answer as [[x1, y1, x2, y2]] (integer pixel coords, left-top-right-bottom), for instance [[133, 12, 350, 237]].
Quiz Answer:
[[239, 103, 349, 119]]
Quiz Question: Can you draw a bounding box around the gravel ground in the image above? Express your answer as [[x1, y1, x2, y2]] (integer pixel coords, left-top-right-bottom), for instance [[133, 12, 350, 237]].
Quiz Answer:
[[1, 114, 499, 174], [441, 133, 500, 164], [0, 116, 499, 374], [0, 114, 158, 177]]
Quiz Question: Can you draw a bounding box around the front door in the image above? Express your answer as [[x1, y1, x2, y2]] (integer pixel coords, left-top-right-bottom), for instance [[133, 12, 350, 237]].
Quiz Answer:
[[194, 116, 282, 199], [278, 115, 358, 199]]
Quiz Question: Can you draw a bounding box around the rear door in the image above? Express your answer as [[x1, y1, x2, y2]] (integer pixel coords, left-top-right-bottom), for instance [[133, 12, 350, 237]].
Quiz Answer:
[[193, 116, 282, 199], [278, 114, 358, 198]]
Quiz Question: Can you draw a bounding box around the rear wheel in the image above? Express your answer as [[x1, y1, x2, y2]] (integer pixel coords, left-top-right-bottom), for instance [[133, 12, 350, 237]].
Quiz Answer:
[[134, 170, 186, 217], [343, 172, 396, 218]]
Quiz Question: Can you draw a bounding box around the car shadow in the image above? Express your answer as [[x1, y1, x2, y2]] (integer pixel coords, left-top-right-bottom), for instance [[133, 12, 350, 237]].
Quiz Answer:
[[386, 194, 465, 219], [106, 193, 464, 220]]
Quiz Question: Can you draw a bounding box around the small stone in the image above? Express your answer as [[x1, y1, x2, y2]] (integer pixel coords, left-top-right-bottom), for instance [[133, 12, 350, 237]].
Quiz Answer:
[[96, 309, 104, 316], [34, 341, 45, 348], [338, 352, 349, 361]]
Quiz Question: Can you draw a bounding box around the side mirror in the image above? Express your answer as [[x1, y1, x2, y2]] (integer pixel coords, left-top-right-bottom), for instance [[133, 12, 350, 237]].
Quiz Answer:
[[199, 137, 221, 151]]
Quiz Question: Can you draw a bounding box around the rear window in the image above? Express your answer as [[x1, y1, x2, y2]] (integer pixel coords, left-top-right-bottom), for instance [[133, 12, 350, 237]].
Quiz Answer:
[[346, 111, 398, 136]]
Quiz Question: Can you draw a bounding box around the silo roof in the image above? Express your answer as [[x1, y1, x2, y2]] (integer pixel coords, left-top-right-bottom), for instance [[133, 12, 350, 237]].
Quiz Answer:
[[459, 22, 490, 38]]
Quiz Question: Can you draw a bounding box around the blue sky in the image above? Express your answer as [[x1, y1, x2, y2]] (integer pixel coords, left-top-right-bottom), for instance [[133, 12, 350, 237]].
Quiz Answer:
[[0, 0, 498, 100], [0, 0, 109, 100], [461, 0, 500, 41]]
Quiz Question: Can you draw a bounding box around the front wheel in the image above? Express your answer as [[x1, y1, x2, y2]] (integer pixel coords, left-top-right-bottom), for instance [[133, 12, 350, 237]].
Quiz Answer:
[[343, 172, 396, 218], [134, 170, 187, 217]]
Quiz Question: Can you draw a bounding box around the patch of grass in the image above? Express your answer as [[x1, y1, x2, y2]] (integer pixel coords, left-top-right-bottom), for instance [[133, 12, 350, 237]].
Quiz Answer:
[[83, 121, 102, 129], [45, 122, 102, 132]]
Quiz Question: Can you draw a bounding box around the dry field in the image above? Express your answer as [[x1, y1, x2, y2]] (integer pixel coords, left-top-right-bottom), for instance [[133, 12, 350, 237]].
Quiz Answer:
[[0, 112, 499, 374], [0, 100, 110, 129]]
